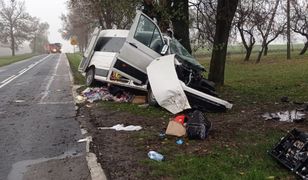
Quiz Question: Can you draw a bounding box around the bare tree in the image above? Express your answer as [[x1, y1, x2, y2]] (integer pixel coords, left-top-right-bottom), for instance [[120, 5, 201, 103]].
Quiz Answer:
[[69, 0, 140, 30], [60, 3, 92, 52], [0, 0, 34, 56], [208, 0, 239, 85], [190, 0, 217, 51], [29, 21, 49, 53], [291, 0, 308, 55], [234, 0, 260, 61], [255, 0, 284, 63]]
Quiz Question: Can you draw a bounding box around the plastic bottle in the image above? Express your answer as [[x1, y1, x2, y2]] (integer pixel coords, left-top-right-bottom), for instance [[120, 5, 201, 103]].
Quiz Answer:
[[148, 151, 164, 161]]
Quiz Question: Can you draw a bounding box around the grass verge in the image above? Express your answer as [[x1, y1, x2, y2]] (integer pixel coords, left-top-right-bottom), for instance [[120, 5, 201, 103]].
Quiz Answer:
[[66, 53, 85, 85], [0, 53, 36, 67], [68, 50, 307, 179], [146, 131, 292, 180]]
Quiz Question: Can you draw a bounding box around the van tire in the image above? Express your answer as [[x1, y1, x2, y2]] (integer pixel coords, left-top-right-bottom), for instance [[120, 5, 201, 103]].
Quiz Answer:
[[86, 67, 95, 87], [147, 87, 158, 106]]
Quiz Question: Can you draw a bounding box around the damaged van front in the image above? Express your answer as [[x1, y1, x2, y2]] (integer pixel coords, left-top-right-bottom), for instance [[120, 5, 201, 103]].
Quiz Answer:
[[79, 10, 232, 114]]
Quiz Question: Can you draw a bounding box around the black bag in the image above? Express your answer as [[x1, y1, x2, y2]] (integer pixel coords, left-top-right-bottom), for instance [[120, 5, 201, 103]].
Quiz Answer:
[[186, 110, 212, 140]]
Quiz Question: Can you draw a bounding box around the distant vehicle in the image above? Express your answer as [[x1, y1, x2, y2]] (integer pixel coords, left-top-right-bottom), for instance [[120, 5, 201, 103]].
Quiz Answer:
[[47, 43, 62, 53], [79, 11, 232, 113]]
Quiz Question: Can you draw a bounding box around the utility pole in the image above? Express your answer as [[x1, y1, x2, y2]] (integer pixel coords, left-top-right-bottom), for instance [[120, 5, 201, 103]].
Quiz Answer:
[[287, 0, 291, 59]]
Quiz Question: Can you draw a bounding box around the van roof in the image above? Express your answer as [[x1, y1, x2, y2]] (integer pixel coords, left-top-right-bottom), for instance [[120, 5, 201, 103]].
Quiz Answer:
[[99, 29, 129, 38]]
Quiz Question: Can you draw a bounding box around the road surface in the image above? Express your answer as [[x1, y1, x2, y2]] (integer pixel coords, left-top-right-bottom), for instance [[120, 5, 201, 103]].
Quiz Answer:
[[0, 54, 90, 180]]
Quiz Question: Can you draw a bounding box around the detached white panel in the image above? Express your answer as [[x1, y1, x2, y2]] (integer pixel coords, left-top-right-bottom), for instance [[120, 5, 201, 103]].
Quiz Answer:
[[147, 54, 191, 114]]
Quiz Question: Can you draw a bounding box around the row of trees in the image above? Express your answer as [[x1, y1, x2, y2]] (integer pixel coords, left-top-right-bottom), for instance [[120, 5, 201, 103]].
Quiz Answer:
[[61, 0, 307, 85], [191, 0, 308, 62], [0, 0, 49, 56]]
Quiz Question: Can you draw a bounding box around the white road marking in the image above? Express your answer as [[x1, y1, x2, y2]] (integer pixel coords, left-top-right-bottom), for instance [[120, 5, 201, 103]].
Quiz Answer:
[[18, 68, 27, 74], [39, 54, 62, 103], [0, 55, 51, 89], [1, 75, 16, 84], [38, 101, 74, 105]]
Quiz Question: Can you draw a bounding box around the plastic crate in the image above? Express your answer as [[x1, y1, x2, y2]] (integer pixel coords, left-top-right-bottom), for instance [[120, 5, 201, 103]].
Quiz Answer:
[[269, 129, 308, 179]]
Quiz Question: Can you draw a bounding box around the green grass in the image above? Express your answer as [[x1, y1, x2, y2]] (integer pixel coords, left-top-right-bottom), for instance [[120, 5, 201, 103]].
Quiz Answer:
[[200, 51, 308, 103], [67, 50, 307, 179], [145, 130, 293, 180], [0, 53, 36, 67], [66, 53, 85, 85]]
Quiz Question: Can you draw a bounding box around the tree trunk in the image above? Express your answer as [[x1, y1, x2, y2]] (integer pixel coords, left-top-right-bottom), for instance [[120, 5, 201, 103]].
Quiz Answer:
[[287, 0, 291, 59], [300, 41, 308, 55], [263, 45, 268, 56], [10, 26, 15, 56], [33, 36, 37, 54], [171, 0, 192, 54], [256, 46, 264, 63], [244, 47, 253, 61], [208, 0, 239, 86], [255, 0, 280, 63]]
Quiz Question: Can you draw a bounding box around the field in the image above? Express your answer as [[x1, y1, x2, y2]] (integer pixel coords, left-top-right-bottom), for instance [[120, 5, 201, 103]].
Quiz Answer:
[[67, 49, 308, 179], [0, 53, 36, 67]]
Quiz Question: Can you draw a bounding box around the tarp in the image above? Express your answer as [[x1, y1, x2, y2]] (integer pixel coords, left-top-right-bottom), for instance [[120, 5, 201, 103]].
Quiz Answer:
[[147, 54, 191, 114]]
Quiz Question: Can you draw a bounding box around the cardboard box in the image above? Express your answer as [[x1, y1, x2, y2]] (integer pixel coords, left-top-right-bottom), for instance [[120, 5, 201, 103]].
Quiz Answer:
[[132, 96, 147, 104], [165, 120, 186, 137]]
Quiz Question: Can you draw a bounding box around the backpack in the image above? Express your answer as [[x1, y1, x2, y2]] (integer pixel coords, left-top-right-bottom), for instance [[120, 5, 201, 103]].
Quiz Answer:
[[186, 110, 212, 140]]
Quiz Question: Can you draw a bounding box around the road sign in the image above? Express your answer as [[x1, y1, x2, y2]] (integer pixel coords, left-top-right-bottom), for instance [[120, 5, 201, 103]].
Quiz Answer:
[[70, 36, 78, 46]]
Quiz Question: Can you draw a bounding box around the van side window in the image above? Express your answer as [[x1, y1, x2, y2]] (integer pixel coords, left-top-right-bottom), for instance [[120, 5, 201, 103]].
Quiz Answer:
[[94, 37, 126, 52], [134, 15, 163, 54]]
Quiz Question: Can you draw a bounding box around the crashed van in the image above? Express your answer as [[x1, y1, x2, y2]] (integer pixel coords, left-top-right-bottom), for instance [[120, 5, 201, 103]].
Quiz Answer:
[[79, 10, 232, 114]]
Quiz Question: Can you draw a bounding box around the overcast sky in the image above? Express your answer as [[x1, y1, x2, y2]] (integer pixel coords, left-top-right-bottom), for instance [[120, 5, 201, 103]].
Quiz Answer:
[[25, 0, 72, 52]]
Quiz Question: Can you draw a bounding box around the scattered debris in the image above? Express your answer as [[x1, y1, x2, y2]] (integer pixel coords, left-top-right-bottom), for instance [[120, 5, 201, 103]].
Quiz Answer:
[[269, 129, 308, 179], [77, 136, 92, 143], [262, 110, 305, 122], [159, 132, 166, 139], [176, 139, 184, 145], [138, 104, 149, 108], [173, 114, 186, 125], [148, 151, 164, 161], [98, 124, 142, 131], [80, 87, 134, 103], [76, 95, 86, 104]]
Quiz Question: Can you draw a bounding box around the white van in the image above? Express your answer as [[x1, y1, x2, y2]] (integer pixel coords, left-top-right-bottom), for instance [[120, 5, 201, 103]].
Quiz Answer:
[[79, 11, 232, 114]]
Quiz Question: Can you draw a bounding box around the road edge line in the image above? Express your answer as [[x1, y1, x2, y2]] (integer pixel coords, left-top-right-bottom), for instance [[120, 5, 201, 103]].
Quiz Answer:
[[64, 53, 107, 180]]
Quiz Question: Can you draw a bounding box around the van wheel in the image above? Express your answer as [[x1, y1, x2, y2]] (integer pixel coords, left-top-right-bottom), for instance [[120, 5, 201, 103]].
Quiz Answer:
[[86, 67, 95, 86], [147, 87, 158, 106]]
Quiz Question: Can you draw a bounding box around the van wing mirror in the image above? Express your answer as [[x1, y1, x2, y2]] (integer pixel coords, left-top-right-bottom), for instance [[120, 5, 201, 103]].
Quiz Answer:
[[160, 44, 169, 55]]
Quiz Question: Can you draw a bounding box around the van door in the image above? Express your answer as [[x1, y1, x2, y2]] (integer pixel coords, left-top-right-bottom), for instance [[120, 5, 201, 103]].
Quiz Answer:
[[79, 27, 101, 72], [116, 11, 165, 82]]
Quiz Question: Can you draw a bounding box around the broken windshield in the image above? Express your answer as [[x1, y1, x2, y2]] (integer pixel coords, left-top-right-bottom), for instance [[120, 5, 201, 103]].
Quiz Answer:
[[169, 38, 204, 71]]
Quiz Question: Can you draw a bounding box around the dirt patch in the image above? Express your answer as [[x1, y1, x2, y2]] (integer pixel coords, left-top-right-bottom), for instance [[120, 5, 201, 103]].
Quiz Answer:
[[76, 100, 308, 179]]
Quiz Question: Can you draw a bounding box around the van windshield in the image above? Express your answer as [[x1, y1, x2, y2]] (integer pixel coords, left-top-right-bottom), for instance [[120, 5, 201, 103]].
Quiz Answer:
[[94, 37, 126, 52], [170, 38, 194, 58], [170, 38, 204, 71]]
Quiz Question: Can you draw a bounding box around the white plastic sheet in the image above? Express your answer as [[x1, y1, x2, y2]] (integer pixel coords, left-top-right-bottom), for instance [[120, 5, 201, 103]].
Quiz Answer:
[[98, 124, 142, 131]]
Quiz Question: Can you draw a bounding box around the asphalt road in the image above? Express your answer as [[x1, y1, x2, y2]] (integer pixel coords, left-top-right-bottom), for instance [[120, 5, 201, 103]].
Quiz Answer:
[[0, 54, 90, 180]]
